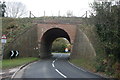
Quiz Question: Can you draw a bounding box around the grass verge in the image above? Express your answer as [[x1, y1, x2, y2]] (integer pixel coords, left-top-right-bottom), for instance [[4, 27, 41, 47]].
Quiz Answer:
[[1, 57, 40, 69], [70, 58, 96, 72]]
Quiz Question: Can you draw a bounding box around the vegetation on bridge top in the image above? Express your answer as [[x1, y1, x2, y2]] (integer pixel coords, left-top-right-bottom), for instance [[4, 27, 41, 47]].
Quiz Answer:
[[2, 18, 33, 47]]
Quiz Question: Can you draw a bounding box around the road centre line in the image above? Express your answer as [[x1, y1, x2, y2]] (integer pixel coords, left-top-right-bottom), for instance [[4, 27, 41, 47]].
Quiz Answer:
[[55, 69, 67, 78], [52, 61, 55, 68], [52, 56, 67, 78], [52, 59, 57, 68], [53, 60, 55, 63]]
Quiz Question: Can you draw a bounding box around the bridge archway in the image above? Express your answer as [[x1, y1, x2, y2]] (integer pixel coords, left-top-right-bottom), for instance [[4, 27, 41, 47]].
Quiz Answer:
[[40, 28, 71, 58]]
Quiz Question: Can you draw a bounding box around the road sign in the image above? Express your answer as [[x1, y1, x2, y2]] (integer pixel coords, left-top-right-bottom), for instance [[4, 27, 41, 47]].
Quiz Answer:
[[1, 35, 7, 44], [1, 35, 7, 58], [65, 48, 68, 52]]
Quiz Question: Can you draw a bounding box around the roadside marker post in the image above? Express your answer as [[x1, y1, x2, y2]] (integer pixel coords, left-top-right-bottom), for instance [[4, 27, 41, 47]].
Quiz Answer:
[[1, 35, 7, 58]]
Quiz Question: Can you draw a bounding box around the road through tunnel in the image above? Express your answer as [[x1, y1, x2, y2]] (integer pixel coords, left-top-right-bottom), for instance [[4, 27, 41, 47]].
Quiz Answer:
[[40, 28, 71, 58]]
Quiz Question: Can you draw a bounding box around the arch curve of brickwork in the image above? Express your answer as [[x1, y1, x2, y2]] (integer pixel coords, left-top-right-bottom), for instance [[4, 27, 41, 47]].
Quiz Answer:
[[39, 28, 71, 58]]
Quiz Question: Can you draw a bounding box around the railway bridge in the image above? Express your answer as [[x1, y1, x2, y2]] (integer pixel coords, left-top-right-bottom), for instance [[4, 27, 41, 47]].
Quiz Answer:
[[4, 21, 96, 59]]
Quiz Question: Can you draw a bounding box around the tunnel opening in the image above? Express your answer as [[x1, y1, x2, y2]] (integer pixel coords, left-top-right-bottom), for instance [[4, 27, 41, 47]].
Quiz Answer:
[[40, 28, 71, 58], [51, 38, 71, 53]]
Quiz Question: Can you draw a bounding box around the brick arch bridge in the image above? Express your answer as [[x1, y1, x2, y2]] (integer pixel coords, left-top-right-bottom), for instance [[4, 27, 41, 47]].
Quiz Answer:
[[4, 22, 96, 59], [37, 24, 76, 58]]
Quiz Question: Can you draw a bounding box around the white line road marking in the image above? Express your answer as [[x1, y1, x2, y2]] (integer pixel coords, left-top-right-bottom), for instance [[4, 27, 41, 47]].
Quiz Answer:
[[53, 60, 55, 63], [52, 60, 56, 67], [68, 61, 87, 72], [52, 57, 67, 78], [52, 63, 55, 67], [55, 69, 67, 78]]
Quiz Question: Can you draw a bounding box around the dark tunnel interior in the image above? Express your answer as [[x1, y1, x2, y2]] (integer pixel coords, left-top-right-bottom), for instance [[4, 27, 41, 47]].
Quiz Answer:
[[40, 28, 71, 58]]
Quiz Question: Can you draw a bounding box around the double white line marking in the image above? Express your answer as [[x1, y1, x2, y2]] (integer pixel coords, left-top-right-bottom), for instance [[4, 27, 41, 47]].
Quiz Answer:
[[52, 55, 67, 78]]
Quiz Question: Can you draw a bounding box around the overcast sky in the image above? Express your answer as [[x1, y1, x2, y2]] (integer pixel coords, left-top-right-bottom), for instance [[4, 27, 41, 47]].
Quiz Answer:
[[3, 0, 94, 17]]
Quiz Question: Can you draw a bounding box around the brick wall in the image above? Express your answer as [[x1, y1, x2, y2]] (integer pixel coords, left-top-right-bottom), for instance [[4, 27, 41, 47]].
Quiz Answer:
[[71, 27, 96, 59], [37, 23, 77, 44], [3, 23, 96, 60]]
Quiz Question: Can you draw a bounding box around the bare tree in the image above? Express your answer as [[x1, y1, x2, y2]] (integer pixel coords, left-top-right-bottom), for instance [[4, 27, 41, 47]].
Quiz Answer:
[[5, 2, 27, 18]]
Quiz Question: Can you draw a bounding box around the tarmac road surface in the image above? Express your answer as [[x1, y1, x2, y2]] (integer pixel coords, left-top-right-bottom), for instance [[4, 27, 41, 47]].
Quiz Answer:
[[14, 53, 104, 79]]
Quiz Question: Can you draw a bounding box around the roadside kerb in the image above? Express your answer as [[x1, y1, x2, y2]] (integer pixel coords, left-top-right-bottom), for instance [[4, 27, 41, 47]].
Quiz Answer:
[[11, 60, 40, 78]]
